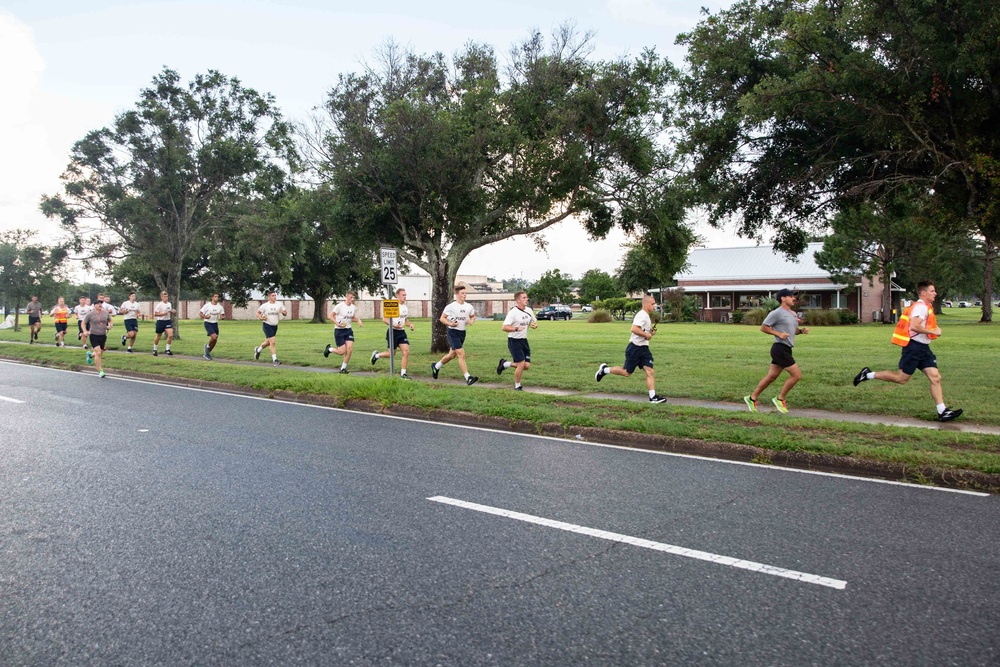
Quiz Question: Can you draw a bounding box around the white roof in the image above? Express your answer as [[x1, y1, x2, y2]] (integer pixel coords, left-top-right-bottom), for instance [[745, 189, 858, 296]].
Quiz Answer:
[[678, 243, 830, 281]]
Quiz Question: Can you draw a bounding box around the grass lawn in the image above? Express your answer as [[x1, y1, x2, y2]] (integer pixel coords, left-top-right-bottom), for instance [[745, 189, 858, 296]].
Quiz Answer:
[[2, 308, 999, 481]]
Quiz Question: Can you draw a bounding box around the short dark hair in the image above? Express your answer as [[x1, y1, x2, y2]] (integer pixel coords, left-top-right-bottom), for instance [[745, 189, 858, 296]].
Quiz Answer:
[[454, 285, 466, 293], [128, 291, 136, 296], [916, 280, 934, 295]]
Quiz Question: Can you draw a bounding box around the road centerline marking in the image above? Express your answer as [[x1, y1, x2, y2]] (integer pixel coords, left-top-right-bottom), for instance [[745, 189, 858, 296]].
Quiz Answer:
[[428, 496, 848, 590], [0, 394, 25, 404]]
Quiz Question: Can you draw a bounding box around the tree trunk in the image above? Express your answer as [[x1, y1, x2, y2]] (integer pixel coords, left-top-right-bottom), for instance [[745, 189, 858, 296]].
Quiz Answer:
[[307, 282, 330, 323], [168, 269, 183, 340], [981, 235, 995, 323], [881, 265, 893, 324], [13, 299, 21, 332], [430, 259, 458, 354]]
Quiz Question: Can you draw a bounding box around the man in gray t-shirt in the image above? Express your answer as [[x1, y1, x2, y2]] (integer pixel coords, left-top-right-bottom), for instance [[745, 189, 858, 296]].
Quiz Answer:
[[26, 295, 43, 343], [743, 289, 809, 414], [82, 301, 113, 378]]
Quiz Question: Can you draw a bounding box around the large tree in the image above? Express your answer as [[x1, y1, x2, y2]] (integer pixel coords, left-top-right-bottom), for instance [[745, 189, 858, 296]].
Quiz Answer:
[[675, 0, 1000, 322], [0, 230, 69, 327], [577, 269, 623, 304], [41, 68, 296, 335], [527, 269, 574, 306], [320, 28, 681, 351]]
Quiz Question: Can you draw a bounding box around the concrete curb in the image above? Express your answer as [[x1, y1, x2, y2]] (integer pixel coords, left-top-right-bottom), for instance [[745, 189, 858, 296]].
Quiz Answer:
[[3, 354, 998, 493]]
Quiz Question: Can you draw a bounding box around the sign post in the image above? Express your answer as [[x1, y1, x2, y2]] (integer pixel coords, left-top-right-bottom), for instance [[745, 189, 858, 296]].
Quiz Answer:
[[380, 248, 398, 375]]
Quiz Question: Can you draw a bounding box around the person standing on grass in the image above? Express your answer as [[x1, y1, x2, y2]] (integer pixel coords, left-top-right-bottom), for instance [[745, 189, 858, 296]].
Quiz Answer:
[[371, 287, 414, 379], [853, 280, 962, 422], [25, 295, 43, 344], [82, 299, 112, 378], [594, 294, 665, 403], [255, 291, 286, 366], [199, 293, 225, 361], [74, 296, 92, 348], [497, 290, 537, 391], [324, 291, 363, 374], [119, 292, 141, 353], [152, 291, 175, 356], [431, 285, 478, 386], [50, 297, 70, 347], [743, 288, 808, 414]]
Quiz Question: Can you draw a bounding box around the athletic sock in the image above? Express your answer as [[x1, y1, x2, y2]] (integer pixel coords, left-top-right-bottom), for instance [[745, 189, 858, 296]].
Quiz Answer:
[[936, 403, 946, 415], [866, 372, 876, 380], [464, 372, 471, 380], [401, 368, 406, 376], [165, 345, 170, 351], [272, 354, 278, 362], [515, 383, 522, 389], [153, 344, 158, 351], [341, 362, 347, 370], [504, 361, 512, 369], [649, 390, 656, 399], [435, 362, 442, 370], [127, 347, 132, 351]]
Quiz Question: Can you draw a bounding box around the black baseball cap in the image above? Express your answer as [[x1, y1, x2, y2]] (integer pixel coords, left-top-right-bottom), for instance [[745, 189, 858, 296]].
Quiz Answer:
[[776, 288, 798, 298]]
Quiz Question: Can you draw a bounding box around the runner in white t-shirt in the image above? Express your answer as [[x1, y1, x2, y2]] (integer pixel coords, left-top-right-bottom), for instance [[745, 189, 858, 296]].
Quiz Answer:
[[371, 287, 415, 379], [431, 285, 478, 386], [594, 294, 666, 403], [255, 291, 286, 366], [152, 291, 175, 356], [119, 291, 142, 353], [199, 293, 225, 360], [324, 291, 364, 374], [496, 290, 538, 390], [74, 297, 93, 349]]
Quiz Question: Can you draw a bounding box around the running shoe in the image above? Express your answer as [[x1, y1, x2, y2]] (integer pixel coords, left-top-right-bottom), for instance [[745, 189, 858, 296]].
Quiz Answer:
[[339, 368, 349, 374], [86, 350, 93, 365], [98, 370, 106, 378], [595, 363, 608, 382], [126, 348, 133, 354], [400, 373, 411, 380], [431, 363, 440, 380], [772, 397, 789, 414], [203, 345, 212, 361], [122, 335, 127, 346], [938, 408, 963, 422], [323, 344, 332, 358], [743, 395, 758, 412], [29, 338, 33, 345], [153, 350, 158, 356], [853, 366, 871, 386], [164, 350, 173, 356], [466, 376, 479, 386], [649, 394, 667, 404], [273, 360, 281, 366], [514, 386, 523, 391], [254, 346, 261, 361], [77, 332, 82, 340], [371, 350, 379, 365], [497, 358, 507, 375]]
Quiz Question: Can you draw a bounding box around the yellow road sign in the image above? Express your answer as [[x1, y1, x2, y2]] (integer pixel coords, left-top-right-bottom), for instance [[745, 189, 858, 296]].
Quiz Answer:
[[383, 299, 400, 318]]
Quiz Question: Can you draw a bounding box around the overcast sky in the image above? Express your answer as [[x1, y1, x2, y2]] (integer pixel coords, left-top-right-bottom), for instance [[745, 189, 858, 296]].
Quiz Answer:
[[0, 0, 747, 283]]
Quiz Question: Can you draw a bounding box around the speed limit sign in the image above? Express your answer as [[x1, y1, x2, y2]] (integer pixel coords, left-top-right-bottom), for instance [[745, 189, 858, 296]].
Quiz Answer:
[[380, 247, 398, 285]]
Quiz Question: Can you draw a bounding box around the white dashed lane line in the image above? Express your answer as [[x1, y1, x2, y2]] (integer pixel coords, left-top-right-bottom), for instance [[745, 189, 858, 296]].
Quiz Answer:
[[429, 495, 849, 590]]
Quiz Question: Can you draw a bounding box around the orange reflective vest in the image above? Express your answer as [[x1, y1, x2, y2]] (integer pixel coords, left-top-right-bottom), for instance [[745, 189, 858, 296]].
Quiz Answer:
[[51, 306, 70, 324], [891, 299, 938, 347]]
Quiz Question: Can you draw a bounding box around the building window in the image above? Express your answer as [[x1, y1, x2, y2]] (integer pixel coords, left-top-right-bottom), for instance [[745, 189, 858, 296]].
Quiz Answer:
[[831, 292, 846, 309], [709, 295, 732, 309], [738, 294, 767, 309], [800, 293, 822, 309]]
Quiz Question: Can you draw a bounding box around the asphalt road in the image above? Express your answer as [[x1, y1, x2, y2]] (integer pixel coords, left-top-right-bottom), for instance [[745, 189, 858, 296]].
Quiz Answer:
[[2, 361, 998, 666]]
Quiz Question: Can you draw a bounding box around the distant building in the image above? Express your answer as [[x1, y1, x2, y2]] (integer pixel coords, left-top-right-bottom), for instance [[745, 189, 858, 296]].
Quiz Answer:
[[673, 243, 894, 323]]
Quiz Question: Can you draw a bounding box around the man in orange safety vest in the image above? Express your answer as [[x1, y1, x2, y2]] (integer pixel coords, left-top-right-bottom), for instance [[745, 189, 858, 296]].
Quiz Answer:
[[853, 280, 962, 422]]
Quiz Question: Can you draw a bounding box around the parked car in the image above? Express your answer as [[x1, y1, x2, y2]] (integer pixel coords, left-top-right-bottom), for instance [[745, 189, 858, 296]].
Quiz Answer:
[[536, 305, 573, 320], [958, 301, 970, 308], [942, 300, 953, 307], [973, 300, 982, 306], [581, 305, 593, 312]]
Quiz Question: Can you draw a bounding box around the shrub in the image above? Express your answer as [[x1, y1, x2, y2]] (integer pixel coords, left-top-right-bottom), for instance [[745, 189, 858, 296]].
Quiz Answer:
[[803, 309, 842, 326], [731, 309, 745, 324], [743, 308, 769, 326], [588, 309, 613, 323], [838, 309, 859, 325]]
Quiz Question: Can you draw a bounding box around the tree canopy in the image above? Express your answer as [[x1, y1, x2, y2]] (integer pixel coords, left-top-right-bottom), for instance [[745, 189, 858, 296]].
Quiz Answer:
[[0, 230, 69, 324], [528, 269, 575, 306], [319, 27, 684, 350], [577, 269, 623, 304], [675, 0, 1000, 321], [41, 67, 296, 334]]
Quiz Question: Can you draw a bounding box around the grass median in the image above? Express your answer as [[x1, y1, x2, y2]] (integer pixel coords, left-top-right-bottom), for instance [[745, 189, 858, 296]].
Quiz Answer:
[[2, 308, 999, 483]]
